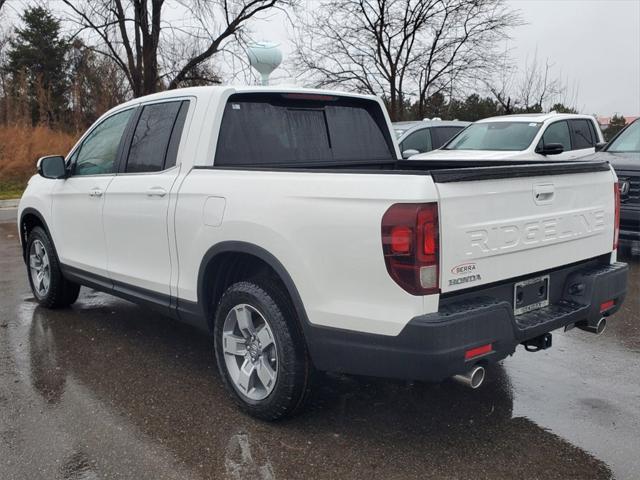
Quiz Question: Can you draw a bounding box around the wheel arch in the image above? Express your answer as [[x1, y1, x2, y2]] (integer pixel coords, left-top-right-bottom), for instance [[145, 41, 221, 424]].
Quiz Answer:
[[196, 241, 311, 336], [19, 208, 54, 263]]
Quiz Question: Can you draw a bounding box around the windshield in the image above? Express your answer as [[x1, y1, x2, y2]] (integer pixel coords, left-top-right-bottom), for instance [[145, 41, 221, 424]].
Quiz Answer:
[[607, 120, 640, 153], [444, 121, 542, 151]]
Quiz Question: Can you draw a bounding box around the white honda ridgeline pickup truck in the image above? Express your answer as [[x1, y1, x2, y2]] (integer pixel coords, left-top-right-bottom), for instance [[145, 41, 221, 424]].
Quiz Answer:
[[19, 86, 628, 420]]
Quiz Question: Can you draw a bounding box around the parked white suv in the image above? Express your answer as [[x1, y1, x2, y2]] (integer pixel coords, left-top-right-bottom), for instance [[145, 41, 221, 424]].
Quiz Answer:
[[18, 87, 627, 420], [393, 120, 470, 158], [410, 112, 605, 162]]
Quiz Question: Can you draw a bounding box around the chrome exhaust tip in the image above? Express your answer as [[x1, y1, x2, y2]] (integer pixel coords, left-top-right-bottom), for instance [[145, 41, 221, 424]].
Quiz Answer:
[[453, 365, 485, 389], [577, 317, 607, 335]]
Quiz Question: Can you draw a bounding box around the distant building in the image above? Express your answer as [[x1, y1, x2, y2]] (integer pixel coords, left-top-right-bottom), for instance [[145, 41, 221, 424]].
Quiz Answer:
[[597, 115, 639, 131]]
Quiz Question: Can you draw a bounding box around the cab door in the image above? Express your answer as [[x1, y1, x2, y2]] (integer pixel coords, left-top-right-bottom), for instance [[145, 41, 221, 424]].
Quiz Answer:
[[51, 108, 135, 277], [537, 120, 578, 160], [103, 100, 190, 297], [568, 119, 598, 159]]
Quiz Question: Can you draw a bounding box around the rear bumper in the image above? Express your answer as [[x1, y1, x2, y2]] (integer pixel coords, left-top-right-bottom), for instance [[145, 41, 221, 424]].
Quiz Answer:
[[307, 259, 628, 382]]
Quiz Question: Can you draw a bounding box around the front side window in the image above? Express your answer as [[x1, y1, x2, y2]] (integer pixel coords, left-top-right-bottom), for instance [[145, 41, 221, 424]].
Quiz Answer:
[[431, 126, 464, 149], [444, 122, 542, 151], [607, 120, 640, 153], [73, 109, 134, 176], [541, 121, 571, 151], [401, 129, 432, 153], [214, 93, 395, 166], [125, 101, 188, 173], [570, 119, 595, 149]]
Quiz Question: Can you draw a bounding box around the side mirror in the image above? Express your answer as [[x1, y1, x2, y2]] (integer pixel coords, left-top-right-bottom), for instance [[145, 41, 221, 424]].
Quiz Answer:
[[402, 149, 420, 159], [595, 142, 607, 152], [537, 143, 564, 156], [37, 155, 67, 179]]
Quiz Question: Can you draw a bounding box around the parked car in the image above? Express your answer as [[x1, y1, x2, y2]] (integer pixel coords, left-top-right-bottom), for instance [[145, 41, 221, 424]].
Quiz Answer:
[[18, 87, 627, 420], [584, 118, 640, 252], [393, 119, 470, 158], [410, 112, 605, 162]]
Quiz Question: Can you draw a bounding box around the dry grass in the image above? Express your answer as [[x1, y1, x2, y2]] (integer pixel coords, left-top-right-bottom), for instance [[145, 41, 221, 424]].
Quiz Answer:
[[0, 125, 78, 198]]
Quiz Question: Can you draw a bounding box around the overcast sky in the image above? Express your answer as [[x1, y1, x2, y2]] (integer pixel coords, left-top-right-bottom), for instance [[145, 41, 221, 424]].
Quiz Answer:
[[3, 0, 638, 115], [505, 0, 640, 116], [253, 0, 640, 116]]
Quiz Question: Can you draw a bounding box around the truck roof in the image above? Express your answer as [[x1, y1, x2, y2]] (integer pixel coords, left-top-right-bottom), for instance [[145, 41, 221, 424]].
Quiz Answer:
[[476, 112, 597, 124], [113, 85, 380, 111], [393, 120, 470, 129]]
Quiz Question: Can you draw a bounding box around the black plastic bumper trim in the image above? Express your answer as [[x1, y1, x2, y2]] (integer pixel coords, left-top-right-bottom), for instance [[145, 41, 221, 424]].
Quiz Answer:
[[306, 261, 628, 382]]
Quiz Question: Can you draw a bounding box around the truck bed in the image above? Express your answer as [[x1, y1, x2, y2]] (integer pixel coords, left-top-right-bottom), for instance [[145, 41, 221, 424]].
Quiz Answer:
[[200, 158, 611, 181]]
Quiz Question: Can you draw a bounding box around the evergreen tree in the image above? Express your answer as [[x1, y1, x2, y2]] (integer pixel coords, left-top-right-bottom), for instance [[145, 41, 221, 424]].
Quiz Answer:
[[6, 7, 70, 125], [550, 103, 578, 114], [606, 114, 626, 141], [459, 94, 500, 121]]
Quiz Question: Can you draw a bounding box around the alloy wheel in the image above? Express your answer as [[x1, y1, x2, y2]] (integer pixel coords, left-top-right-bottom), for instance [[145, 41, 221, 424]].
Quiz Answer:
[[222, 304, 278, 401], [29, 239, 50, 298]]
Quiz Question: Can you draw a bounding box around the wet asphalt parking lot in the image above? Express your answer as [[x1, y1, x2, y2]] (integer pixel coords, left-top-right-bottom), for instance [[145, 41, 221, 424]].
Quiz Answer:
[[0, 209, 638, 480]]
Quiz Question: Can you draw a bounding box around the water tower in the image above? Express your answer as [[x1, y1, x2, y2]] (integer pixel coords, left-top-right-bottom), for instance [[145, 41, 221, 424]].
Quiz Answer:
[[247, 42, 282, 86]]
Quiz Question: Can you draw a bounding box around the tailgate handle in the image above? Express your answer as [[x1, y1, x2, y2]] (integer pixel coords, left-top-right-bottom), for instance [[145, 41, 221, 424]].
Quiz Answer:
[[534, 184, 554, 204]]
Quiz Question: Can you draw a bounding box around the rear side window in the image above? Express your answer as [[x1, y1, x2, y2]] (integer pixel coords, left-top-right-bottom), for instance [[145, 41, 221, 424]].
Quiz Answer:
[[125, 100, 189, 173], [542, 121, 571, 151], [214, 93, 395, 166], [570, 119, 595, 149], [431, 127, 463, 149], [401, 129, 432, 153]]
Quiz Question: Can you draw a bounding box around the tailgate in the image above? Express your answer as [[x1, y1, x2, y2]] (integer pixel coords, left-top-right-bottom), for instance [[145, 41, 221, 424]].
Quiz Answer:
[[435, 162, 615, 293]]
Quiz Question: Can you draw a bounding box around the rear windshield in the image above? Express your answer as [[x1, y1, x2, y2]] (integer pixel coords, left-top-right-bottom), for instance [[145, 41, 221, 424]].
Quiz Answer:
[[214, 93, 396, 167], [444, 121, 542, 151]]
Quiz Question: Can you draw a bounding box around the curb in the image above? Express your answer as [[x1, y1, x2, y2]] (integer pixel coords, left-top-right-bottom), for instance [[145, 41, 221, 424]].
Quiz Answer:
[[0, 199, 19, 209]]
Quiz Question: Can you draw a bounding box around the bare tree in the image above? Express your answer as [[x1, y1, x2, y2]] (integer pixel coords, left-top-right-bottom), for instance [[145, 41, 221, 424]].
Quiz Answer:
[[61, 0, 294, 97], [0, 25, 10, 124], [293, 0, 519, 121], [487, 49, 573, 113], [414, 0, 520, 118]]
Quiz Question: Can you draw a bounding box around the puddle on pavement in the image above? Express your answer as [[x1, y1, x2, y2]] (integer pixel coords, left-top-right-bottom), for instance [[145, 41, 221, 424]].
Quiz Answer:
[[2, 221, 638, 479]]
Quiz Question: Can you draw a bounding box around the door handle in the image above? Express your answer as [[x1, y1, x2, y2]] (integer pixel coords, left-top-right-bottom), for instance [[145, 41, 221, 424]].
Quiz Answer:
[[146, 186, 167, 197], [533, 184, 554, 204], [89, 188, 103, 198]]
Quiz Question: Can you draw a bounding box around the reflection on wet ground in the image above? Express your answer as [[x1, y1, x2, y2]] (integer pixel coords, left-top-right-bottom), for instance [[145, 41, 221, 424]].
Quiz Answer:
[[1, 221, 638, 479]]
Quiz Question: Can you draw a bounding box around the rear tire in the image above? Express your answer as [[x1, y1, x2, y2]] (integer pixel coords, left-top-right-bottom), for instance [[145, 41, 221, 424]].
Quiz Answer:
[[26, 226, 80, 309], [213, 279, 311, 420]]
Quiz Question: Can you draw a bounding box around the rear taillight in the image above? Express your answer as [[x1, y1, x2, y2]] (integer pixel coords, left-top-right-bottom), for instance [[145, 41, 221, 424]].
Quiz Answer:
[[614, 182, 620, 250], [381, 203, 439, 295]]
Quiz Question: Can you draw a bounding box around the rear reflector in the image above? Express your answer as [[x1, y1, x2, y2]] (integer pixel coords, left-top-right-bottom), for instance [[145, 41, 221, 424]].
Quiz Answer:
[[465, 343, 492, 360], [600, 300, 615, 312]]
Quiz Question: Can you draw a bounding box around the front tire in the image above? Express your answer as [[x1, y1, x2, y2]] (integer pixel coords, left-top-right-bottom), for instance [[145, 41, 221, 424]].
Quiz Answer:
[[26, 226, 80, 309], [213, 280, 311, 420]]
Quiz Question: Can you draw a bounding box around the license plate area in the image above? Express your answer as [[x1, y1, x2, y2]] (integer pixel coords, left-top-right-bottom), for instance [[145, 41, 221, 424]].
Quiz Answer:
[[514, 275, 550, 315]]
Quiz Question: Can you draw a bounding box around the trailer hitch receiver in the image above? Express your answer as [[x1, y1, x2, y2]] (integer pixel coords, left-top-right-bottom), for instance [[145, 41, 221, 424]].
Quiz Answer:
[[522, 332, 552, 352]]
